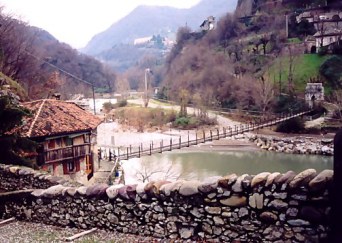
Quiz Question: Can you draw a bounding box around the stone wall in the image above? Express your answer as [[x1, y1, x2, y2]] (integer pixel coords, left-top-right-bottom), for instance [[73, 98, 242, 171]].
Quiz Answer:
[[0, 165, 333, 242], [0, 164, 79, 192], [248, 135, 334, 156]]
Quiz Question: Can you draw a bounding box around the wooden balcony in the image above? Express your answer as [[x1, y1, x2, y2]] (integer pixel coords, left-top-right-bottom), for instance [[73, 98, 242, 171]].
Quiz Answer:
[[44, 143, 91, 164]]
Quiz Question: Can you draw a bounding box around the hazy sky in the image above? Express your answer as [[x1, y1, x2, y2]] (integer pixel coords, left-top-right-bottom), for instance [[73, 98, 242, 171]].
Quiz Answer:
[[0, 0, 201, 49]]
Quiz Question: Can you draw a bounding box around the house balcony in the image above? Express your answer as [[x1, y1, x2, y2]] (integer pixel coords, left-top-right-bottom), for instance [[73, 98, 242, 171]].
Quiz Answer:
[[43, 143, 91, 164]]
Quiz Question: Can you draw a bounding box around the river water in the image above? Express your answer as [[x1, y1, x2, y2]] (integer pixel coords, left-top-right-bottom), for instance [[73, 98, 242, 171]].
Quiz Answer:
[[122, 150, 333, 184]]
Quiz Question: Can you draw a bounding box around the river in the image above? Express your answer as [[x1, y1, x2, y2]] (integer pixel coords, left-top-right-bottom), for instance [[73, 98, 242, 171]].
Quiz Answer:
[[122, 150, 333, 184]]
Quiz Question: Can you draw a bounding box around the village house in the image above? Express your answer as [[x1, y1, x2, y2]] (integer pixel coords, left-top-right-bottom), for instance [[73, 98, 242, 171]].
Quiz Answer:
[[19, 99, 102, 183]]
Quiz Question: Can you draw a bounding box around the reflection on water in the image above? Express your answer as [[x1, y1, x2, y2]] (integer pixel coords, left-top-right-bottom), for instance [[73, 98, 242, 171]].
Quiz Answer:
[[122, 150, 333, 184]]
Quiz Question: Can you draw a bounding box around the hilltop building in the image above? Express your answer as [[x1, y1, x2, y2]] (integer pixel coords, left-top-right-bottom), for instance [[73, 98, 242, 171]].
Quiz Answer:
[[200, 16, 216, 31]]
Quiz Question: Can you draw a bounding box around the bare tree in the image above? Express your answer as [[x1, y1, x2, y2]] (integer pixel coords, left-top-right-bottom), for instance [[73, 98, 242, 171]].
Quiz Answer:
[[135, 161, 182, 183], [252, 75, 275, 114]]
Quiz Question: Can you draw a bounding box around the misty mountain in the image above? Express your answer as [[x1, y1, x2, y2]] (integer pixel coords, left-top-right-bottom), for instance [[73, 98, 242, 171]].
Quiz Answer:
[[82, 0, 238, 55]]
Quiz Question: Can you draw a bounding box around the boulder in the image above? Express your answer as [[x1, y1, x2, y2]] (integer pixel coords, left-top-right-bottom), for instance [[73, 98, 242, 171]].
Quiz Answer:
[[220, 195, 247, 207], [106, 184, 124, 199], [218, 174, 237, 188], [86, 184, 109, 198], [160, 180, 184, 196], [179, 180, 201, 196], [251, 172, 270, 188], [43, 185, 65, 197], [198, 176, 221, 193], [289, 169, 317, 188], [265, 172, 281, 187], [308, 170, 333, 191], [232, 174, 248, 192], [275, 171, 296, 184]]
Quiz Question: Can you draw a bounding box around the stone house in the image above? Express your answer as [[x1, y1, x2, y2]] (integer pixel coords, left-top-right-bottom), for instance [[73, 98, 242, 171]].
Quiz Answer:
[[19, 99, 102, 183], [314, 28, 342, 51]]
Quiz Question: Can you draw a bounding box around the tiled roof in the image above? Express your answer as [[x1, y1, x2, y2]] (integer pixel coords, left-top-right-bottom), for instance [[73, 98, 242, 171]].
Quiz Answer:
[[19, 99, 102, 138]]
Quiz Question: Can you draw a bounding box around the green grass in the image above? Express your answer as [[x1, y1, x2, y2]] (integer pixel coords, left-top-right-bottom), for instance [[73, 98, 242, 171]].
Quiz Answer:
[[287, 38, 302, 44], [267, 54, 331, 93]]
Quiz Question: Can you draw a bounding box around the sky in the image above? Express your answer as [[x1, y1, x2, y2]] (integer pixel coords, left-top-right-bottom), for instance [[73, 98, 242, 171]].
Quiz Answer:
[[0, 0, 201, 49]]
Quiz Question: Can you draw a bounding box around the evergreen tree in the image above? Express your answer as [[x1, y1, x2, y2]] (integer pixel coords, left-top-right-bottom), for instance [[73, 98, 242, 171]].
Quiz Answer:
[[0, 93, 37, 168]]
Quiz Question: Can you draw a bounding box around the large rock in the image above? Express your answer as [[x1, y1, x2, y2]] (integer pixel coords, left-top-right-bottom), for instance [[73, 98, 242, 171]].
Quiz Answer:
[[308, 170, 333, 191], [232, 174, 249, 192], [152, 181, 171, 195], [106, 184, 124, 199], [265, 172, 281, 187], [268, 199, 288, 211], [289, 169, 317, 188], [179, 181, 201, 196], [275, 171, 296, 184], [43, 185, 65, 197], [260, 211, 278, 223], [249, 193, 264, 209], [198, 176, 221, 193], [118, 184, 137, 199], [220, 195, 247, 207], [180, 227, 194, 239], [218, 174, 237, 188], [86, 184, 108, 198], [251, 172, 270, 188], [76, 186, 88, 196], [160, 180, 184, 196]]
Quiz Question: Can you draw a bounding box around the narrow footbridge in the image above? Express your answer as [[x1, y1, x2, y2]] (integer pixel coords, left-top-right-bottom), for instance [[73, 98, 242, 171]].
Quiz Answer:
[[98, 110, 311, 161]]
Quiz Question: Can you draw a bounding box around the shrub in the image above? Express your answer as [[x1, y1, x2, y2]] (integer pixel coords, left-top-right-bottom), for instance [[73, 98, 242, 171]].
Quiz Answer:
[[276, 117, 305, 133], [117, 99, 128, 108]]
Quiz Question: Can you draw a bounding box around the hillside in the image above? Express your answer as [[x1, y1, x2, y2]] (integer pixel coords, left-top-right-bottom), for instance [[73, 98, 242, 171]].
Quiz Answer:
[[0, 7, 118, 100], [82, 0, 238, 55]]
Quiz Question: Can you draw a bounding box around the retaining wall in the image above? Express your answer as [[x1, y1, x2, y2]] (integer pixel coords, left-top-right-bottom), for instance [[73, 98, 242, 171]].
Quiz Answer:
[[0, 164, 333, 242]]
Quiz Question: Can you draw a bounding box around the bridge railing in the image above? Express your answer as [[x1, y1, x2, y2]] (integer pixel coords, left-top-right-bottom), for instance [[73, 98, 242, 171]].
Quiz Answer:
[[98, 110, 311, 161]]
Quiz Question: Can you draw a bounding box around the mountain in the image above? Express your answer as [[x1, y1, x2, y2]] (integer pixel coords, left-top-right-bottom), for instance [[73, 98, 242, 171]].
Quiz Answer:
[[82, 0, 238, 55]]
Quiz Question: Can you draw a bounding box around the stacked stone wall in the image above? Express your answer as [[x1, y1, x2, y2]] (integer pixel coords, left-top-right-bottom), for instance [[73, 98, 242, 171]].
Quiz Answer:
[[0, 164, 333, 242], [0, 164, 78, 192]]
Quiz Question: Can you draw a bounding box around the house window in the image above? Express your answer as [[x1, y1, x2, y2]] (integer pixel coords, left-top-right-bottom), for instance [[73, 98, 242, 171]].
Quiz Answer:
[[67, 161, 75, 172], [84, 134, 90, 143], [65, 137, 73, 146], [47, 140, 55, 149]]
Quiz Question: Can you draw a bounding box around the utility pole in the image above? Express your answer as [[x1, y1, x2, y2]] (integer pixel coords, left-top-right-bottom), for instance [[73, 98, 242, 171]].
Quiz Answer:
[[285, 14, 289, 38], [144, 68, 152, 107]]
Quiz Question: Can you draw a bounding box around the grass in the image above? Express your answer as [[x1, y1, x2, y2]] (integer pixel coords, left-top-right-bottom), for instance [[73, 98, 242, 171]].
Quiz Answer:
[[113, 106, 176, 131], [267, 54, 331, 93], [0, 72, 28, 99], [150, 98, 174, 107]]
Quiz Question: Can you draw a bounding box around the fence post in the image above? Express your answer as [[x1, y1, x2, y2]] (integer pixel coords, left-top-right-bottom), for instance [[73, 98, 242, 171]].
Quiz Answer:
[[203, 130, 206, 142], [170, 138, 172, 151], [129, 145, 132, 155], [210, 130, 213, 141], [141, 143, 143, 153], [138, 146, 140, 158], [188, 131, 190, 147], [216, 128, 219, 139], [196, 132, 198, 145], [118, 148, 120, 160], [127, 147, 129, 160], [179, 136, 181, 149], [223, 127, 226, 137], [109, 149, 112, 161], [98, 148, 101, 162], [150, 143, 152, 155], [152, 141, 154, 150], [160, 140, 163, 153]]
